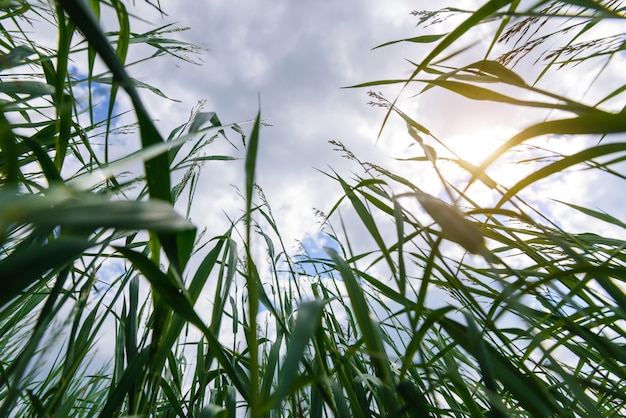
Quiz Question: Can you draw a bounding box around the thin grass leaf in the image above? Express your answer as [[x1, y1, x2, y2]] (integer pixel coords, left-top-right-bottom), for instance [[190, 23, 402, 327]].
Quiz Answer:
[[375, 0, 515, 138], [0, 237, 93, 308], [471, 114, 626, 189], [57, 0, 190, 271], [272, 301, 324, 409], [99, 348, 150, 418], [329, 380, 351, 418], [423, 77, 598, 115], [553, 199, 626, 229], [439, 316, 564, 417], [496, 142, 626, 208], [372, 34, 447, 49], [325, 247, 394, 386], [113, 246, 201, 332], [559, 0, 626, 18], [244, 110, 262, 415], [0, 81, 55, 96], [15, 196, 193, 233], [334, 174, 397, 274]]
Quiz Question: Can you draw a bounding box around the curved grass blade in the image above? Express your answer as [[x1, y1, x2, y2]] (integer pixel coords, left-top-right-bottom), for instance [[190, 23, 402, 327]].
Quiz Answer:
[[0, 237, 93, 308], [325, 247, 394, 386], [372, 34, 446, 50], [57, 0, 187, 270], [470, 113, 626, 189], [439, 316, 565, 417], [376, 0, 515, 138], [496, 142, 626, 208], [114, 245, 252, 402], [271, 301, 324, 409]]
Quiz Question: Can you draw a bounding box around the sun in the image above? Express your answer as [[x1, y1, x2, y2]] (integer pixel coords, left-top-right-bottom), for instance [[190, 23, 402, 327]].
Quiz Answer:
[[438, 126, 525, 187], [444, 127, 515, 166]]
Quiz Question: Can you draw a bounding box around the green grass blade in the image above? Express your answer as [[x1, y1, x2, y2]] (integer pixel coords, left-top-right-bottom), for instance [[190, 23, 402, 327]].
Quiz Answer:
[[0, 237, 93, 308], [496, 142, 626, 208], [244, 110, 262, 415], [439, 316, 563, 417], [471, 113, 626, 189], [272, 301, 324, 409], [372, 34, 446, 49], [325, 248, 394, 386], [99, 348, 150, 418]]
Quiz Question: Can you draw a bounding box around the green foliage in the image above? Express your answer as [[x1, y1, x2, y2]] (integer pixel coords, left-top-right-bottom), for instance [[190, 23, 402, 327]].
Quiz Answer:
[[1, 1, 625, 417], [334, 0, 626, 416]]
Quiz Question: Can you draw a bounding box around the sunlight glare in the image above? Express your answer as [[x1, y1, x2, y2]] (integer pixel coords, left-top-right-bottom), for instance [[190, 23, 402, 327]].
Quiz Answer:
[[442, 126, 522, 185]]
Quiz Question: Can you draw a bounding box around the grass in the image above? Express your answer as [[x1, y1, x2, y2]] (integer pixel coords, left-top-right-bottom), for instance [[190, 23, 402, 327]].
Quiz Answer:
[[1, 0, 626, 417]]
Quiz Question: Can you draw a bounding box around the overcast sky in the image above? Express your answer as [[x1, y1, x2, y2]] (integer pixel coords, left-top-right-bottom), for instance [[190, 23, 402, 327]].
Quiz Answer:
[[115, 0, 626, 260], [123, 1, 460, 250]]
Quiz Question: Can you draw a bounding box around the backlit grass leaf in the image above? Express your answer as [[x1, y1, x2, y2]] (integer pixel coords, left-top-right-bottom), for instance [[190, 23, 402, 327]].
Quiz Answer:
[[372, 34, 447, 49], [554, 200, 626, 230], [188, 111, 222, 133], [0, 81, 54, 96], [412, 0, 515, 76], [496, 142, 626, 208], [345, 78, 414, 89], [413, 191, 489, 256], [424, 78, 598, 115], [96, 76, 180, 101], [374, 0, 527, 138], [0, 237, 94, 308], [467, 60, 526, 86], [452, 159, 498, 189], [0, 1, 29, 13], [0, 45, 35, 70], [245, 111, 262, 210], [1, 188, 193, 233], [325, 247, 394, 386], [272, 300, 324, 408], [33, 198, 192, 232], [471, 113, 626, 188]]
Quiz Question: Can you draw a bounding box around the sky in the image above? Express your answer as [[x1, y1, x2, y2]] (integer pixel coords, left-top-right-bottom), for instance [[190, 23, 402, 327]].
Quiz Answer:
[[111, 1, 626, 336], [118, 1, 477, 250], [5, 0, 619, 280], [111, 0, 626, 260]]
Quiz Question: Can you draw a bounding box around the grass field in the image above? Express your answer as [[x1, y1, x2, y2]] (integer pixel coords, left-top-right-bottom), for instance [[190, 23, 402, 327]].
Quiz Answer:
[[1, 1, 625, 416]]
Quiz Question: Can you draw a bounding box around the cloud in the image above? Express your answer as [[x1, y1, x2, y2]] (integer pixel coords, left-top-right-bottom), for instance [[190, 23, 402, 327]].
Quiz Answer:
[[123, 2, 434, 247]]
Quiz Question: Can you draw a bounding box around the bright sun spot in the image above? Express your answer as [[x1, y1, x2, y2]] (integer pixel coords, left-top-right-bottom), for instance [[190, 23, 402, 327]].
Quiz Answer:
[[441, 126, 527, 186], [445, 127, 515, 166]]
